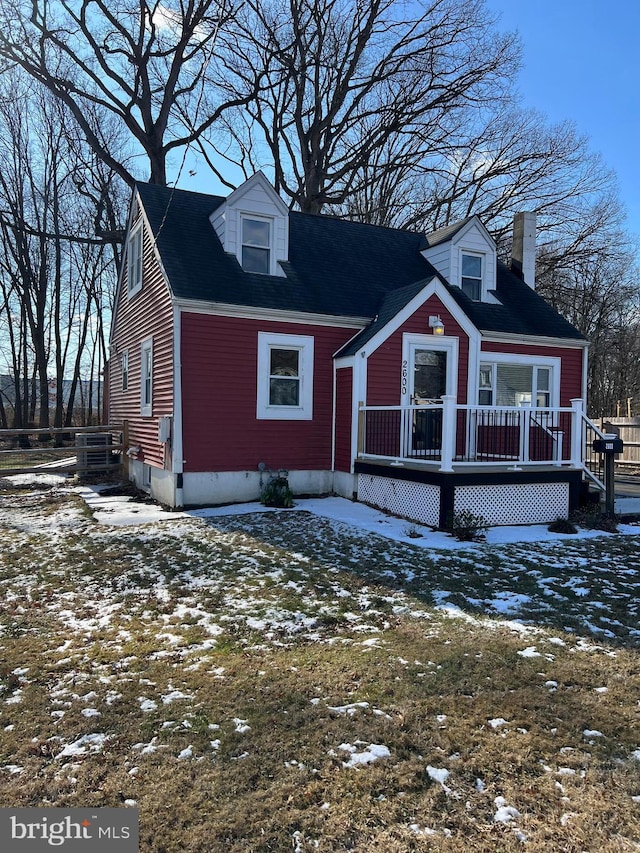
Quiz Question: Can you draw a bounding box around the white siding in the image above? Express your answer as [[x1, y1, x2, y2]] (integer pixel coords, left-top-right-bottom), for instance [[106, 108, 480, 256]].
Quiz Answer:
[[422, 242, 451, 281], [210, 207, 226, 245], [423, 218, 497, 302], [453, 221, 496, 294]]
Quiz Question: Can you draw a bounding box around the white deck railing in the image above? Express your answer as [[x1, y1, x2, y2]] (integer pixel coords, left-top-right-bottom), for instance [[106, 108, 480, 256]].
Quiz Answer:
[[358, 397, 598, 474]]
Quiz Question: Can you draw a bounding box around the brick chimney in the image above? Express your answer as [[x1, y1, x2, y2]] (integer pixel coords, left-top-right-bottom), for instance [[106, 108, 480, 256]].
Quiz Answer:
[[511, 211, 536, 289]]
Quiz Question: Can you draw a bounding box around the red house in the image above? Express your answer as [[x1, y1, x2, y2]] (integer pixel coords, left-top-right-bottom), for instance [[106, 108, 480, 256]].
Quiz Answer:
[[108, 172, 603, 526]]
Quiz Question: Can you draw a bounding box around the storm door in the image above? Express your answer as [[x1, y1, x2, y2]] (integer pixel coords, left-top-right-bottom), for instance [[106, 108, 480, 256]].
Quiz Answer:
[[408, 345, 448, 455]]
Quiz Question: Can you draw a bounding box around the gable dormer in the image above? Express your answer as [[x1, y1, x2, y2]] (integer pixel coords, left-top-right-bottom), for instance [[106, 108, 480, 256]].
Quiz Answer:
[[421, 216, 498, 303], [210, 171, 289, 277]]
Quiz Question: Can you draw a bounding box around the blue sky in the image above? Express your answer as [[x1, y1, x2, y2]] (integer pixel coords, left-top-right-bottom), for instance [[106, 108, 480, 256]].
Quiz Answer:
[[485, 0, 640, 238]]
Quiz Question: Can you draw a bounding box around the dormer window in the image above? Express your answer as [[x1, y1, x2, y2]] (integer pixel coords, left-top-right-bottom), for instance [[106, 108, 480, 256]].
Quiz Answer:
[[461, 252, 482, 301], [211, 172, 289, 277], [241, 216, 271, 274]]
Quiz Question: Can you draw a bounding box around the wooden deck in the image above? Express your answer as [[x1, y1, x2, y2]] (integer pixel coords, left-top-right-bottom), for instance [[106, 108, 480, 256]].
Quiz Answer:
[[354, 458, 587, 528]]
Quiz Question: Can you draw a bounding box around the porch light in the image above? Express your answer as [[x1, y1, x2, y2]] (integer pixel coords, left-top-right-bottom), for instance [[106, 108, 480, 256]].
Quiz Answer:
[[429, 315, 445, 335]]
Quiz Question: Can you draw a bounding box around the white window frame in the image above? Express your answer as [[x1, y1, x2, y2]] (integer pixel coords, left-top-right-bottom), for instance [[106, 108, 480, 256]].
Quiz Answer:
[[240, 214, 272, 275], [478, 353, 560, 408], [141, 337, 153, 417], [257, 332, 314, 420], [461, 251, 483, 301], [121, 349, 129, 392], [127, 223, 143, 297]]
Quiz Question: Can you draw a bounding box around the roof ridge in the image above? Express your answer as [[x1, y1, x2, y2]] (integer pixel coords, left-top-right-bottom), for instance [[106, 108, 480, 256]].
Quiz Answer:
[[135, 181, 225, 205], [289, 208, 424, 238]]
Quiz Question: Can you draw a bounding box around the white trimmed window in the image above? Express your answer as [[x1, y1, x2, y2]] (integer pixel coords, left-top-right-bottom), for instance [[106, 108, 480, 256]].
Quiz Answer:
[[461, 252, 483, 301], [241, 216, 271, 274], [127, 223, 143, 296], [121, 350, 129, 392], [141, 338, 153, 416], [479, 358, 556, 407], [257, 332, 314, 420]]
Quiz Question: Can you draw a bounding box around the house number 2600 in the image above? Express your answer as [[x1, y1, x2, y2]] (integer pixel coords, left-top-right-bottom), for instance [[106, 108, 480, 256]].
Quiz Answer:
[[401, 359, 408, 396]]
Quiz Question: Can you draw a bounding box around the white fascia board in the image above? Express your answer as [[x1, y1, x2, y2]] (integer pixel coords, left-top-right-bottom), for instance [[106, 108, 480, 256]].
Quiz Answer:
[[452, 215, 496, 250], [334, 355, 356, 369], [109, 191, 139, 348], [224, 171, 289, 216], [111, 189, 174, 347], [357, 277, 479, 359], [173, 297, 370, 329], [332, 325, 370, 360], [480, 331, 589, 349]]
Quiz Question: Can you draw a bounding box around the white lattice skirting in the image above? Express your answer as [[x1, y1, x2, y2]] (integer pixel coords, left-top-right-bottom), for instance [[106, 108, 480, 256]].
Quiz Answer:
[[357, 474, 570, 527], [357, 474, 440, 527], [454, 482, 569, 526]]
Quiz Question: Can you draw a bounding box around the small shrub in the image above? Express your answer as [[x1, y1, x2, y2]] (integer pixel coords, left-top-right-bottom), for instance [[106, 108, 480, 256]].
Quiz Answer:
[[548, 517, 578, 534], [592, 515, 619, 533], [260, 476, 294, 508], [402, 523, 423, 539], [447, 509, 488, 541], [570, 504, 619, 533]]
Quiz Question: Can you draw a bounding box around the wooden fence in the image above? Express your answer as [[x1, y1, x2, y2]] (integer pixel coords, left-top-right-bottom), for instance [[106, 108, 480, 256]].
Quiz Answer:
[[0, 424, 128, 478], [592, 417, 640, 470]]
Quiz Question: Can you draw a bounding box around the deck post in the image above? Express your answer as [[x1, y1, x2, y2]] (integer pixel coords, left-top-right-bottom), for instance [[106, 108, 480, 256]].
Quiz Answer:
[[520, 402, 531, 463], [439, 395, 456, 472], [570, 399, 583, 468], [357, 402, 365, 456]]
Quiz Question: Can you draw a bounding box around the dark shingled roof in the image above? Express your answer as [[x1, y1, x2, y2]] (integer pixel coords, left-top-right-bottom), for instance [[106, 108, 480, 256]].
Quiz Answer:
[[135, 182, 585, 344], [136, 182, 435, 318], [423, 217, 474, 248], [335, 280, 432, 357], [448, 261, 585, 341]]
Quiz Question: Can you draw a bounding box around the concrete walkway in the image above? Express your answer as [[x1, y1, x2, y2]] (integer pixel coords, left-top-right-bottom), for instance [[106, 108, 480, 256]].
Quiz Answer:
[[614, 475, 640, 515]]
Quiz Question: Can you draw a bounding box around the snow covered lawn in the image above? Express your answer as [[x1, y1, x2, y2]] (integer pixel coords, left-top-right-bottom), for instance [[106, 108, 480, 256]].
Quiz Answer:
[[1, 479, 639, 851]]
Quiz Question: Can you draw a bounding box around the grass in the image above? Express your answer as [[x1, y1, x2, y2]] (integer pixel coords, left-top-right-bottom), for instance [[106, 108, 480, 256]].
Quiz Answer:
[[0, 485, 639, 851]]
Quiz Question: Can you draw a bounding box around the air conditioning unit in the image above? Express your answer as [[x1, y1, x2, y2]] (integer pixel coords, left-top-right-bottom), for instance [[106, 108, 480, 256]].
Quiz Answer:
[[76, 432, 112, 477]]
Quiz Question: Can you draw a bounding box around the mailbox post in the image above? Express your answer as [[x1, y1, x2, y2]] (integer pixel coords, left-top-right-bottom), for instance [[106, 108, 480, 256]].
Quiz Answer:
[[592, 433, 624, 517]]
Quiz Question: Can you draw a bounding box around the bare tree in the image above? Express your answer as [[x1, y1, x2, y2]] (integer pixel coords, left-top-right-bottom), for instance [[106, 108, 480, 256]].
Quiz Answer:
[[334, 103, 618, 236], [0, 73, 120, 428], [0, 0, 249, 186], [535, 204, 640, 416], [204, 0, 519, 212]]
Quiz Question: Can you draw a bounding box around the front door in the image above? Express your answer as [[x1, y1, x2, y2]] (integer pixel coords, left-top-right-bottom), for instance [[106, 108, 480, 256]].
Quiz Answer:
[[409, 345, 448, 455]]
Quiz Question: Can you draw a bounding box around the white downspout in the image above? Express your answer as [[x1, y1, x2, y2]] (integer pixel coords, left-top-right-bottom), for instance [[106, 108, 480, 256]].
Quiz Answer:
[[331, 360, 337, 479], [172, 304, 184, 508]]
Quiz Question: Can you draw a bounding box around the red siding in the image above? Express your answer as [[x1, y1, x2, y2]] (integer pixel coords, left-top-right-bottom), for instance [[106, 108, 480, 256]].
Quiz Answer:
[[367, 296, 469, 404], [181, 314, 357, 472], [334, 367, 353, 472], [480, 341, 584, 406], [109, 209, 174, 467]]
